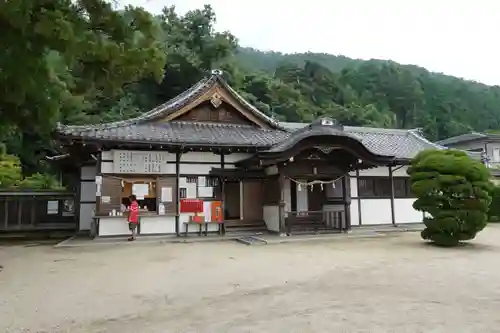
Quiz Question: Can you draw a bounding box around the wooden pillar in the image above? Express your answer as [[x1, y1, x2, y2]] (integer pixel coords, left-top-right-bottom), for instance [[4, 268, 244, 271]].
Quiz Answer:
[[356, 169, 362, 226], [175, 151, 181, 236], [389, 166, 396, 225], [3, 198, 8, 229], [220, 152, 226, 235], [278, 172, 286, 234], [341, 175, 351, 232], [30, 196, 36, 226], [239, 180, 244, 221], [17, 199, 23, 227]]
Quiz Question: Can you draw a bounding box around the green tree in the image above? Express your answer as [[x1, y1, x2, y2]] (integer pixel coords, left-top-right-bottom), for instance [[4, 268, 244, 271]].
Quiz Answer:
[[0, 145, 22, 189], [408, 149, 492, 246], [0, 0, 167, 171]]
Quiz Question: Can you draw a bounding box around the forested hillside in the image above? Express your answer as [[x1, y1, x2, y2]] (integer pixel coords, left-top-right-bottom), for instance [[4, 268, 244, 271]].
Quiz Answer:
[[2, 2, 500, 180]]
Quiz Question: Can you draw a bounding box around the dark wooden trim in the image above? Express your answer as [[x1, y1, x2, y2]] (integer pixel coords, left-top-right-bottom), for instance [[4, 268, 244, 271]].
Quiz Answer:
[[278, 173, 285, 234], [357, 176, 415, 199], [389, 167, 396, 225], [175, 151, 181, 236], [178, 161, 230, 165], [76, 168, 83, 231], [341, 175, 350, 231], [80, 201, 97, 204], [80, 179, 95, 182], [3, 198, 8, 229], [60, 136, 262, 152], [100, 159, 113, 163], [220, 153, 226, 234], [356, 170, 362, 226]]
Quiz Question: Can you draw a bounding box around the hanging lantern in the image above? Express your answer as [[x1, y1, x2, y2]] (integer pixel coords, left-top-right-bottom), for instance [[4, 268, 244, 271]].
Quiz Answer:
[[332, 181, 335, 189], [297, 183, 302, 191], [320, 183, 324, 190]]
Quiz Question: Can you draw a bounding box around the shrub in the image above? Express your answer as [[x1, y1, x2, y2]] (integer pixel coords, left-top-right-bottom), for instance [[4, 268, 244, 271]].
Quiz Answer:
[[408, 149, 492, 246]]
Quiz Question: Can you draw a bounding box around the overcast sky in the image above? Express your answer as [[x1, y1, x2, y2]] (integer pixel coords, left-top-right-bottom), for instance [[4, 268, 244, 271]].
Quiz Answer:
[[124, 0, 499, 86]]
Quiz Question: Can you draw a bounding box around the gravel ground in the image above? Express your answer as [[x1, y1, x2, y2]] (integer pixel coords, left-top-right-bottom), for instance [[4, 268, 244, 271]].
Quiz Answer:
[[2, 227, 500, 333]]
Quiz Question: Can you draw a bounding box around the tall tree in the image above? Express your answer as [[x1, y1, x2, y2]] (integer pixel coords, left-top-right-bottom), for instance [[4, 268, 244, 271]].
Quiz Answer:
[[0, 0, 166, 171]]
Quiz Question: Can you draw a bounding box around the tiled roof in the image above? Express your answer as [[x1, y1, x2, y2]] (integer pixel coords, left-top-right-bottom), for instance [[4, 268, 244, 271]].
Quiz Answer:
[[280, 121, 444, 159], [436, 132, 487, 146], [56, 70, 449, 161], [58, 121, 288, 147], [56, 69, 280, 133]]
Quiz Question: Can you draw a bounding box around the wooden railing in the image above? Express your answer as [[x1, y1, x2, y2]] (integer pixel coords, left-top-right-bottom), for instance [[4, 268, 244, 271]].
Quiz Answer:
[[0, 191, 77, 232], [285, 209, 346, 234]]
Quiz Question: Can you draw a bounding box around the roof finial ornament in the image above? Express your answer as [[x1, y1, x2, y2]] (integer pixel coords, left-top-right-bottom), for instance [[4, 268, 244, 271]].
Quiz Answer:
[[211, 69, 223, 76]]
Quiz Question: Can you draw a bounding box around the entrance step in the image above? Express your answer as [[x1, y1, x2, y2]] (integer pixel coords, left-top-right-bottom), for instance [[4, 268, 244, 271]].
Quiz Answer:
[[224, 220, 267, 233]]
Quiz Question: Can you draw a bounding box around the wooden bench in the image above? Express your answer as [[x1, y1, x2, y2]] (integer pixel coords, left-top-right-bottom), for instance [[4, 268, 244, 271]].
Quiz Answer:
[[183, 221, 225, 237]]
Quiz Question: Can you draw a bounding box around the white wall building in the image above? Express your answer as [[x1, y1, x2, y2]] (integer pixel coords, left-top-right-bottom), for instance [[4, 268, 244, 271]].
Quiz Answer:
[[57, 70, 443, 237]]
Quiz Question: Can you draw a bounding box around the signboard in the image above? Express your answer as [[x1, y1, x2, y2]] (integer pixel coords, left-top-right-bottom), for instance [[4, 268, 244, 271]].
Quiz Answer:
[[180, 199, 203, 213], [112, 150, 175, 174]]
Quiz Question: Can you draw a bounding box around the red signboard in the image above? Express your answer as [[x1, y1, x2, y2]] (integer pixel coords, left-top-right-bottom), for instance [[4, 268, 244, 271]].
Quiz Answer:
[[180, 199, 203, 213]]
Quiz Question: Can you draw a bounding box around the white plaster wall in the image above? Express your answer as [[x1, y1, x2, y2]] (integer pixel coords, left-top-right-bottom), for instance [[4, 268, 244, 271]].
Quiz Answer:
[[263, 205, 280, 232], [358, 166, 390, 177], [360, 199, 392, 225], [350, 177, 358, 197], [224, 153, 251, 163], [394, 198, 422, 224], [350, 201, 360, 226], [182, 152, 220, 163], [140, 216, 176, 234], [296, 180, 308, 212], [392, 166, 409, 177], [98, 217, 130, 236], [283, 178, 291, 212], [79, 203, 95, 231], [179, 164, 219, 175]]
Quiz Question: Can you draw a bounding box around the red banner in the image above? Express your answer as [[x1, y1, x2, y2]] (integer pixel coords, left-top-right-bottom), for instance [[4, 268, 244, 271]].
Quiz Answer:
[[180, 199, 203, 213]]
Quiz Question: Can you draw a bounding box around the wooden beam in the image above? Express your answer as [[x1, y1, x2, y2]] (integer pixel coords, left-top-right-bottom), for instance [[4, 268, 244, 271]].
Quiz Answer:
[[175, 151, 181, 236], [389, 166, 396, 225]]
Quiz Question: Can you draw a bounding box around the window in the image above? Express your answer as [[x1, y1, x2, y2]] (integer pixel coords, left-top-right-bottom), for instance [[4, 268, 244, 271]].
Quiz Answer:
[[394, 178, 413, 198], [98, 176, 158, 215], [123, 179, 157, 212], [358, 177, 392, 197], [205, 176, 219, 187], [358, 177, 414, 198], [180, 176, 220, 199], [186, 177, 198, 183]]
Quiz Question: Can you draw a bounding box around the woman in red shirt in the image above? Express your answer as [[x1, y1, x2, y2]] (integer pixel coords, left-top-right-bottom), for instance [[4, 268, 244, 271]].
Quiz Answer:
[[127, 195, 139, 241]]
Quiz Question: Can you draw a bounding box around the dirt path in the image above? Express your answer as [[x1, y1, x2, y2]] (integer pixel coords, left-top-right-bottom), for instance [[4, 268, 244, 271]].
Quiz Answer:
[[2, 228, 500, 332]]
